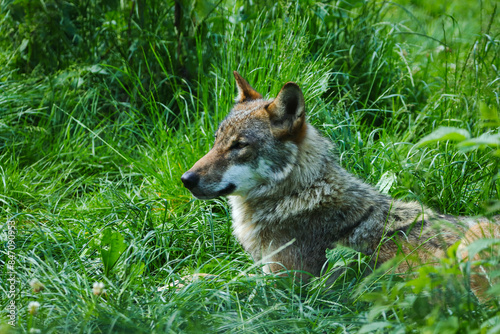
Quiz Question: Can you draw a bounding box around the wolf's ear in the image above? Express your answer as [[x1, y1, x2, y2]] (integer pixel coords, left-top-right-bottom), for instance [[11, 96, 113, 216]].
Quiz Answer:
[[266, 82, 306, 142], [233, 71, 262, 103]]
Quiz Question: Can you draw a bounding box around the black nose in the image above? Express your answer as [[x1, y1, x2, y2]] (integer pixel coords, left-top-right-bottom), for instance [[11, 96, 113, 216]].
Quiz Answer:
[[181, 171, 200, 190]]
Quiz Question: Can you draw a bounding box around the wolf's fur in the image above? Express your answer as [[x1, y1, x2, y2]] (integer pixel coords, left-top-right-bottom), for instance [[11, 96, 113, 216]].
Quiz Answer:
[[181, 71, 495, 283]]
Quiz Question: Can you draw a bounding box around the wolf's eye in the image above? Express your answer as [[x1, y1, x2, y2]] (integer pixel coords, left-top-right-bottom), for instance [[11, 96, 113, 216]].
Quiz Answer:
[[230, 141, 248, 150]]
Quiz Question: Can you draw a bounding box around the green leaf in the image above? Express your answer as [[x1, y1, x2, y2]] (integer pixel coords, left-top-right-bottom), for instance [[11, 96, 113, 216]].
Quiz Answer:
[[480, 101, 500, 127], [376, 171, 396, 194], [458, 133, 500, 150], [434, 316, 459, 333], [486, 322, 500, 334], [100, 228, 128, 276], [416, 127, 470, 147], [193, 0, 217, 23], [85, 64, 108, 75], [19, 38, 29, 52], [358, 321, 392, 333]]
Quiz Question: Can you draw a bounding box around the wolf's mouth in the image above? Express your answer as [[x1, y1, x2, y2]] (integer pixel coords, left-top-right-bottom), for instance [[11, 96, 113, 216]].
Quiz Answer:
[[191, 183, 236, 199], [216, 183, 236, 197]]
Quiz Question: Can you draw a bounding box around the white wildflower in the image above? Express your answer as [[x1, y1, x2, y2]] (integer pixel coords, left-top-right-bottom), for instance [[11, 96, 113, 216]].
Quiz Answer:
[[92, 282, 105, 295], [28, 301, 40, 315], [29, 278, 45, 293], [436, 45, 446, 53]]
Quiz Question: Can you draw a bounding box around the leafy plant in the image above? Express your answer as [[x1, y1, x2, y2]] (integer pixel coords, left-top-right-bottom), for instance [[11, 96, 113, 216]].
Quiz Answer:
[[97, 228, 128, 277]]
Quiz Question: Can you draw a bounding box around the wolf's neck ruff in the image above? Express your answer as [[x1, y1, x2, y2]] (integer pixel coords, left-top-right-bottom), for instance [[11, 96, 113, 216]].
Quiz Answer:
[[228, 122, 394, 274]]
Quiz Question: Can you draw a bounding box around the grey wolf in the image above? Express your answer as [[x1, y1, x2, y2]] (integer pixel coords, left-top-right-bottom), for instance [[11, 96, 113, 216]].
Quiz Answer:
[[181, 71, 498, 288]]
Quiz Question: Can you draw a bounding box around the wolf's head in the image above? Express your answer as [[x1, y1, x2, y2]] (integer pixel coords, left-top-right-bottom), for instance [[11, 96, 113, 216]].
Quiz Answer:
[[181, 71, 308, 199]]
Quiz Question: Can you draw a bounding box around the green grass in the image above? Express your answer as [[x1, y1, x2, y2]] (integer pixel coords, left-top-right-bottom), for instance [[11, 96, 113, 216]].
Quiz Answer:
[[1, 0, 500, 333]]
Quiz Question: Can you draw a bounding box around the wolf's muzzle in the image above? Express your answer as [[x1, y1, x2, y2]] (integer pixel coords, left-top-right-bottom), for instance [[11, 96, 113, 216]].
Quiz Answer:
[[181, 171, 199, 190]]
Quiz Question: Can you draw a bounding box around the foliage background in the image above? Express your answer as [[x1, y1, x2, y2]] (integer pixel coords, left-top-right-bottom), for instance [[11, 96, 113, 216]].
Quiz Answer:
[[0, 0, 499, 333]]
